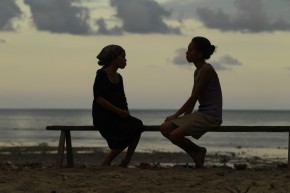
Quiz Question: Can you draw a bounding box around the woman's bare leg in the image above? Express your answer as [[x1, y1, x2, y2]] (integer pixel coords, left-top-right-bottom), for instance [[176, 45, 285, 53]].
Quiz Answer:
[[101, 148, 125, 167], [161, 121, 200, 152], [119, 134, 141, 167], [160, 121, 206, 168]]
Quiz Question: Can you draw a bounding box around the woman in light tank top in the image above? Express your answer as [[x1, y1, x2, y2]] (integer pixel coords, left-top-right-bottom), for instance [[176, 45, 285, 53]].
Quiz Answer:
[[160, 36, 223, 168]]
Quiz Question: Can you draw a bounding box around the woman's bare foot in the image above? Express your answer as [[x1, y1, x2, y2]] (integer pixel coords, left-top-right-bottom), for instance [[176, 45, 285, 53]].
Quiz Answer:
[[190, 147, 207, 168], [119, 159, 129, 168]]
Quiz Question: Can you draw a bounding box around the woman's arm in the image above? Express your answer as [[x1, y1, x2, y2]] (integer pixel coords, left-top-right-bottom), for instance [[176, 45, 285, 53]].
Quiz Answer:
[[165, 67, 212, 121], [96, 96, 129, 118]]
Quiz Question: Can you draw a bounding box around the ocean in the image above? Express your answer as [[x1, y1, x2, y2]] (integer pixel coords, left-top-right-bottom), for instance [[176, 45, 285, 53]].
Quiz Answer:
[[0, 109, 290, 158]]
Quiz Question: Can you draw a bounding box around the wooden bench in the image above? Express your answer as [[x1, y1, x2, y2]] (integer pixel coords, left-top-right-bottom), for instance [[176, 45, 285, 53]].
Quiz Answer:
[[46, 125, 290, 168]]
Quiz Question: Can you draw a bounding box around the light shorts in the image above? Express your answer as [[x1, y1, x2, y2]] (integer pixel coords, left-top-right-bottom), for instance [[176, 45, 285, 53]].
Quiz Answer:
[[171, 111, 222, 139]]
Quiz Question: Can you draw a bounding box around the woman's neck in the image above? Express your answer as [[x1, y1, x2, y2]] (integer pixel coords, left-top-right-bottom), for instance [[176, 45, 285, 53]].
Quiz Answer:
[[104, 65, 118, 75], [193, 60, 206, 69], [104, 65, 119, 83]]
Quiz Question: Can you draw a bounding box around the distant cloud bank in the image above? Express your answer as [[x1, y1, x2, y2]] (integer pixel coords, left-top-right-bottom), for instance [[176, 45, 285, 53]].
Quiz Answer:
[[109, 0, 180, 34], [1, 0, 290, 35], [211, 55, 242, 71], [172, 48, 242, 71], [0, 0, 21, 31], [95, 0, 180, 35], [196, 0, 290, 32], [24, 0, 91, 35]]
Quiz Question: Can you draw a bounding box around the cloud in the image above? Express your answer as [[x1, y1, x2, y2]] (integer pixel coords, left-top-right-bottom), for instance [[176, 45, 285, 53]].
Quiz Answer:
[[110, 0, 180, 34], [172, 48, 241, 71], [23, 0, 181, 35], [95, 18, 123, 35], [219, 55, 242, 66], [24, 0, 91, 35], [0, 0, 22, 31], [211, 55, 242, 70], [162, 0, 232, 20], [0, 39, 6, 44], [210, 61, 231, 71], [196, 0, 290, 32]]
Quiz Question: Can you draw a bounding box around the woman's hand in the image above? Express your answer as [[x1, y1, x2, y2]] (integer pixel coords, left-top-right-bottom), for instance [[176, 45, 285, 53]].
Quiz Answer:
[[164, 114, 178, 122], [117, 109, 130, 118]]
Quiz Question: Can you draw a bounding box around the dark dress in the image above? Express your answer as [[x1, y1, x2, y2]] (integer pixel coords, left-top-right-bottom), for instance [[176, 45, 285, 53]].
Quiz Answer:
[[92, 69, 144, 149]]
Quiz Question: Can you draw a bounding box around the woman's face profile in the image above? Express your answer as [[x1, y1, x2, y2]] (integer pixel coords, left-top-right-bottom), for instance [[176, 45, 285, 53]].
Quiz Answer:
[[114, 52, 127, 69], [186, 42, 201, 63]]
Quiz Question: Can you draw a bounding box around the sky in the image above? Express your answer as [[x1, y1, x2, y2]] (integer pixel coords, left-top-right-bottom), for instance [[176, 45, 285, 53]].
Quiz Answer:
[[1, 0, 290, 110]]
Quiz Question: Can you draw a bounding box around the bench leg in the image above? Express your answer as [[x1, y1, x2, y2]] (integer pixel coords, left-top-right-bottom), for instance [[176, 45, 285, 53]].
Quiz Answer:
[[56, 131, 65, 168], [288, 132, 290, 170], [65, 131, 74, 168]]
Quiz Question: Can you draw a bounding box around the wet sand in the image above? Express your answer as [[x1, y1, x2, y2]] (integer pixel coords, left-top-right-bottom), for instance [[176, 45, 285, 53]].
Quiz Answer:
[[0, 145, 290, 193]]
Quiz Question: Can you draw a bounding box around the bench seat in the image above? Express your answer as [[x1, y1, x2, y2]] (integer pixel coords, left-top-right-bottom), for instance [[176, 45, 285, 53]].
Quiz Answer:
[[46, 125, 290, 168]]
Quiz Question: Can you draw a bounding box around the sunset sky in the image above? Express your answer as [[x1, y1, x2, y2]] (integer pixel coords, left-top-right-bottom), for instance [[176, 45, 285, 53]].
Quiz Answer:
[[1, 0, 290, 110]]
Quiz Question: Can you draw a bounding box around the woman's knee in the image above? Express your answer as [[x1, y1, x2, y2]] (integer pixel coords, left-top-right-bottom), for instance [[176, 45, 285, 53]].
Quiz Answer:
[[130, 116, 144, 132], [160, 122, 170, 137]]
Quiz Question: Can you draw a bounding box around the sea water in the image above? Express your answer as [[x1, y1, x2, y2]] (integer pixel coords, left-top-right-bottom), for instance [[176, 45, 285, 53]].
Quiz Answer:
[[0, 109, 289, 157]]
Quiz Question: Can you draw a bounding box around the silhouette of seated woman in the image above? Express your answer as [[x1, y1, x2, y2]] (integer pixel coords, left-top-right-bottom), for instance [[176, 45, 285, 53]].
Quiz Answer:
[[160, 37, 223, 168], [92, 45, 144, 167]]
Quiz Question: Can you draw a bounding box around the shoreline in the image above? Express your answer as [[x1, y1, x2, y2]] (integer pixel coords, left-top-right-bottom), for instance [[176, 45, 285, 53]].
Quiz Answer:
[[0, 145, 287, 169]]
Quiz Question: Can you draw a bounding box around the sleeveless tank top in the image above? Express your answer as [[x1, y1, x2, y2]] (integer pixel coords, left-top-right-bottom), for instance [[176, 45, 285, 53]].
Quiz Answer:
[[196, 63, 222, 120]]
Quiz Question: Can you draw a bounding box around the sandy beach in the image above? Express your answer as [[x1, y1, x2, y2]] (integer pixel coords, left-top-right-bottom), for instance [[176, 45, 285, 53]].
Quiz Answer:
[[1, 145, 290, 193]]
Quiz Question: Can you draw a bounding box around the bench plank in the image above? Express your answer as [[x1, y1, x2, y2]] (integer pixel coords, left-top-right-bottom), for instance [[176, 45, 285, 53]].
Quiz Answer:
[[47, 125, 290, 132]]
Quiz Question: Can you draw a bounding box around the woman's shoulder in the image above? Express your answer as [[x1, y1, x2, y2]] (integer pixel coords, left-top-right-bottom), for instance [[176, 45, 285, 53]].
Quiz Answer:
[[197, 63, 212, 73], [196, 63, 216, 79], [95, 69, 108, 83], [97, 68, 105, 74], [117, 72, 123, 79], [201, 63, 216, 73], [204, 63, 218, 78], [96, 68, 107, 77], [204, 63, 214, 69]]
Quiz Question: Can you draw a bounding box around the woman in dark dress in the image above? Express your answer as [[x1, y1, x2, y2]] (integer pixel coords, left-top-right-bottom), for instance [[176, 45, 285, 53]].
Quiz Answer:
[[92, 45, 144, 167]]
